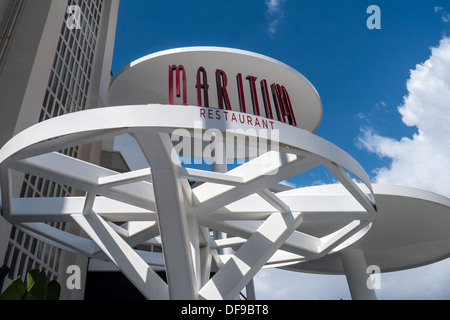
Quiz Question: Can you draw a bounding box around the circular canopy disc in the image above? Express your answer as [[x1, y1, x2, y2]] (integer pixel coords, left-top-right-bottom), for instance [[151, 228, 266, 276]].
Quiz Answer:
[[0, 104, 373, 194], [281, 184, 450, 274], [107, 47, 323, 133], [0, 104, 376, 263]]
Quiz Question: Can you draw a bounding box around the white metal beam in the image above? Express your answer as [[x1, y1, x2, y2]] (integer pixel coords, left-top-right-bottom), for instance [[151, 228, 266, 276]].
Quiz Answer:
[[107, 221, 161, 248], [199, 211, 303, 300], [18, 222, 98, 256], [9, 152, 157, 211], [325, 161, 377, 216], [7, 196, 156, 223], [177, 166, 243, 186], [257, 188, 291, 214], [205, 219, 319, 260], [200, 226, 224, 271], [193, 152, 320, 214], [97, 168, 152, 188], [71, 212, 169, 300]]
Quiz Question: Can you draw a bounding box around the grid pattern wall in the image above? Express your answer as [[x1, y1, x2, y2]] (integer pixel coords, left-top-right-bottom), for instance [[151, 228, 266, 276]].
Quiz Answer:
[[3, 0, 104, 284]]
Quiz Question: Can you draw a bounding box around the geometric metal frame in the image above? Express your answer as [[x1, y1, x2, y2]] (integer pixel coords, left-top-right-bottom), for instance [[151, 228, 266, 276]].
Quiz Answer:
[[0, 104, 377, 299]]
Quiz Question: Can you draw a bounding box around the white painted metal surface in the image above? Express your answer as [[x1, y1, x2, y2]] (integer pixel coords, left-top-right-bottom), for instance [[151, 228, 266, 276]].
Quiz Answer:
[[282, 184, 450, 275], [0, 104, 379, 299], [107, 47, 323, 133]]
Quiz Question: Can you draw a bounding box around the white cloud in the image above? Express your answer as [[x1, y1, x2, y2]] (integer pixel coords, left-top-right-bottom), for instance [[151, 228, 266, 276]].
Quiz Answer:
[[358, 36, 450, 197], [265, 0, 286, 36], [374, 100, 386, 110], [435, 6, 450, 23], [266, 0, 283, 14], [254, 269, 351, 300], [377, 259, 450, 299], [356, 101, 390, 127], [355, 36, 450, 299], [279, 179, 297, 188]]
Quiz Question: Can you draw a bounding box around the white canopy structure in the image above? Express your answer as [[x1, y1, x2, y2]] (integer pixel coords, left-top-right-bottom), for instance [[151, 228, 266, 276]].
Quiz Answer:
[[1, 48, 449, 300]]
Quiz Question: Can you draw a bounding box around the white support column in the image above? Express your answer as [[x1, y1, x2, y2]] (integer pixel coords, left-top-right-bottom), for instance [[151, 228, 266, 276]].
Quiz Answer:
[[136, 131, 198, 300], [211, 139, 231, 256], [211, 142, 228, 174], [245, 279, 256, 300], [341, 249, 377, 300], [187, 214, 201, 291], [199, 244, 212, 287], [0, 167, 12, 216], [211, 139, 251, 300]]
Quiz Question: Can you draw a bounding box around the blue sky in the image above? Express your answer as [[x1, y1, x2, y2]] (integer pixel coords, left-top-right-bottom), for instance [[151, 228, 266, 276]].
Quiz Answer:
[[111, 1, 450, 299], [112, 0, 447, 185]]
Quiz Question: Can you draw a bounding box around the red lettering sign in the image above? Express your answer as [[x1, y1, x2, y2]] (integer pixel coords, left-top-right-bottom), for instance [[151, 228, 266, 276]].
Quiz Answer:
[[246, 75, 260, 116], [260, 79, 274, 120], [168, 65, 187, 105], [199, 107, 275, 130], [272, 83, 297, 127], [237, 73, 246, 113], [215, 69, 232, 110], [196, 67, 209, 107], [168, 65, 298, 128]]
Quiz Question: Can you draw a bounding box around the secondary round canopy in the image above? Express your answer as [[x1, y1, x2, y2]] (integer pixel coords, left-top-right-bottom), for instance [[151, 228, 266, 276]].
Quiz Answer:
[[281, 184, 450, 274]]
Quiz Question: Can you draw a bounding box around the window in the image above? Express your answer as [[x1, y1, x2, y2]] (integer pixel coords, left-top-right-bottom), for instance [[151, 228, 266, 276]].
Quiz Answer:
[[4, 0, 105, 284]]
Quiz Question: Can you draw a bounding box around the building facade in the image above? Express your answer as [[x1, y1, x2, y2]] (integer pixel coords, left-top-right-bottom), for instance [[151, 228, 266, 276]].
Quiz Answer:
[[0, 0, 119, 299]]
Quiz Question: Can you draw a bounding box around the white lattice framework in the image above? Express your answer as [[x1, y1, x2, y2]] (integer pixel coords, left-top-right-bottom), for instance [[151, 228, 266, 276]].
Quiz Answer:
[[0, 105, 377, 300]]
